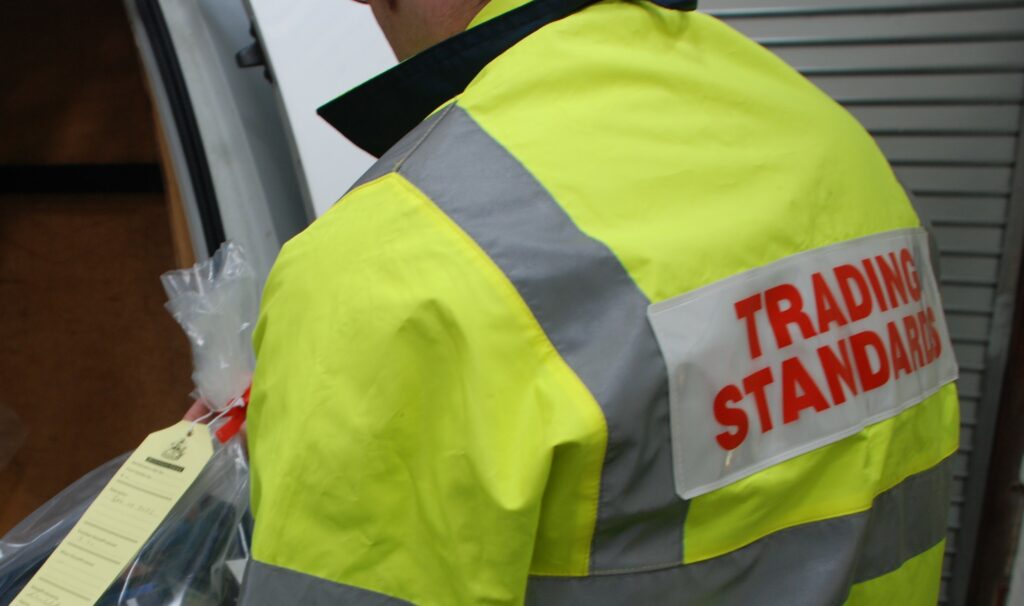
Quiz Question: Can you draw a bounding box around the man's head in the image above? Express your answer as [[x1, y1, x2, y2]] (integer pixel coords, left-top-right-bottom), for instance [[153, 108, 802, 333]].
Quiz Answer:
[[359, 0, 491, 61]]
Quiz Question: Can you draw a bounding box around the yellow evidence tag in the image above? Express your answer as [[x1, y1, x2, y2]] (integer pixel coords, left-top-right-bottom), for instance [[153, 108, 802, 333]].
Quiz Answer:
[[13, 421, 214, 606]]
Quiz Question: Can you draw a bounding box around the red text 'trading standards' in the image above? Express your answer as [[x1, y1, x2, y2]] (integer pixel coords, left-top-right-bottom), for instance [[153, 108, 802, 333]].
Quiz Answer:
[[714, 248, 943, 451]]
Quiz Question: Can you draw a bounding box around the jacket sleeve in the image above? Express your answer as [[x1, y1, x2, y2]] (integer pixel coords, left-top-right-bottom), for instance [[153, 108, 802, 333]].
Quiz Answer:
[[245, 174, 606, 605]]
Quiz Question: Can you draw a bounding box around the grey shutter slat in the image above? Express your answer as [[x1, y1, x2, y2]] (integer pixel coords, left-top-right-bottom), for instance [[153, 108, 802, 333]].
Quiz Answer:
[[940, 284, 996, 312], [897, 166, 1014, 194], [705, 0, 1024, 15], [948, 513, 959, 534], [917, 197, 1009, 229], [932, 225, 1007, 254], [850, 105, 1020, 134], [959, 371, 985, 399], [724, 8, 1024, 43], [876, 136, 1017, 164], [948, 507, 961, 531], [945, 312, 992, 342], [953, 477, 967, 504], [962, 426, 975, 449], [811, 73, 1024, 103], [953, 454, 970, 478], [700, 2, 1024, 603], [960, 398, 978, 425], [773, 41, 1024, 72], [953, 343, 987, 368], [939, 256, 1001, 282]]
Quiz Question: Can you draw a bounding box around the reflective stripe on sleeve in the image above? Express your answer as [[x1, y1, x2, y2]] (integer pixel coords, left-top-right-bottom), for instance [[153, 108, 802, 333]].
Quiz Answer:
[[240, 560, 413, 606]]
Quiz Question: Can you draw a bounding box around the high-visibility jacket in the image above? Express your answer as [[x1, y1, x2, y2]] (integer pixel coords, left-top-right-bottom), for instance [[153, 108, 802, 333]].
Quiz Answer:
[[240, 0, 960, 604]]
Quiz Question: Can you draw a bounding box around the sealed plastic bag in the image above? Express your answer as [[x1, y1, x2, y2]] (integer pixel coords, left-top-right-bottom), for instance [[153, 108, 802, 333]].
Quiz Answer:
[[0, 444, 249, 605], [0, 454, 129, 600], [162, 242, 258, 412], [0, 242, 257, 605], [101, 437, 251, 606]]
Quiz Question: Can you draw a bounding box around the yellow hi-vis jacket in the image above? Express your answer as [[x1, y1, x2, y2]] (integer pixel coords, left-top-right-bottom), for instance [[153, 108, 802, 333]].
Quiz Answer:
[[241, 0, 960, 604]]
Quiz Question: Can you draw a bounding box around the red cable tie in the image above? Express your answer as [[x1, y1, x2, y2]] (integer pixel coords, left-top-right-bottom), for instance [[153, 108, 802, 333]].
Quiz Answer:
[[215, 386, 251, 443]]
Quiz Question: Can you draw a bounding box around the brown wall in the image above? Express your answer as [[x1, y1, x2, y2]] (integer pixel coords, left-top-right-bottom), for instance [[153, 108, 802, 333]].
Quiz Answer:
[[0, 1, 157, 165], [0, 1, 193, 534]]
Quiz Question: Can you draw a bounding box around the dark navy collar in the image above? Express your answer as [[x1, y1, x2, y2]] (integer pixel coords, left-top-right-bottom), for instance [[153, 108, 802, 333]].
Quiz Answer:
[[317, 0, 697, 158]]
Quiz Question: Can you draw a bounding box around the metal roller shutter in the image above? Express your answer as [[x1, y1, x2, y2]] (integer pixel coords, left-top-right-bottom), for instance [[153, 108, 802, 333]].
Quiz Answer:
[[697, 2, 1024, 604]]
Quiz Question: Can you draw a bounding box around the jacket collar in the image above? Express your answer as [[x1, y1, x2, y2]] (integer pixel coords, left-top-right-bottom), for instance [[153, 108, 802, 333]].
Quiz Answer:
[[317, 0, 697, 158]]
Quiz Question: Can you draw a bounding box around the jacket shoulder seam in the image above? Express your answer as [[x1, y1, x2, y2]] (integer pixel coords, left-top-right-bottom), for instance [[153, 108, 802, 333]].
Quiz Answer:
[[392, 103, 460, 176]]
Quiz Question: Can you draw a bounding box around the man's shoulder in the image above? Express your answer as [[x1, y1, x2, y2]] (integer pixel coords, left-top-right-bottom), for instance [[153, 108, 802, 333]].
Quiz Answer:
[[273, 105, 493, 283]]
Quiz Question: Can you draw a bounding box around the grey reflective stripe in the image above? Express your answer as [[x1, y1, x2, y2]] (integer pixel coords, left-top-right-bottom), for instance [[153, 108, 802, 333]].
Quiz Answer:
[[853, 454, 952, 583], [525, 457, 952, 605], [389, 104, 684, 571], [349, 108, 451, 193], [240, 560, 412, 606]]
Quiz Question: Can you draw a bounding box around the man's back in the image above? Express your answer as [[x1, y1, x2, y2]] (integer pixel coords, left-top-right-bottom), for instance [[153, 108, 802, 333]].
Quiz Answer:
[[243, 2, 959, 604]]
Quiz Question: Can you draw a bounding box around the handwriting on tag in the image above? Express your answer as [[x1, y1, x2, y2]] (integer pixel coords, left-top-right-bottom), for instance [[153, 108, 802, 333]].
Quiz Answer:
[[13, 421, 213, 606]]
